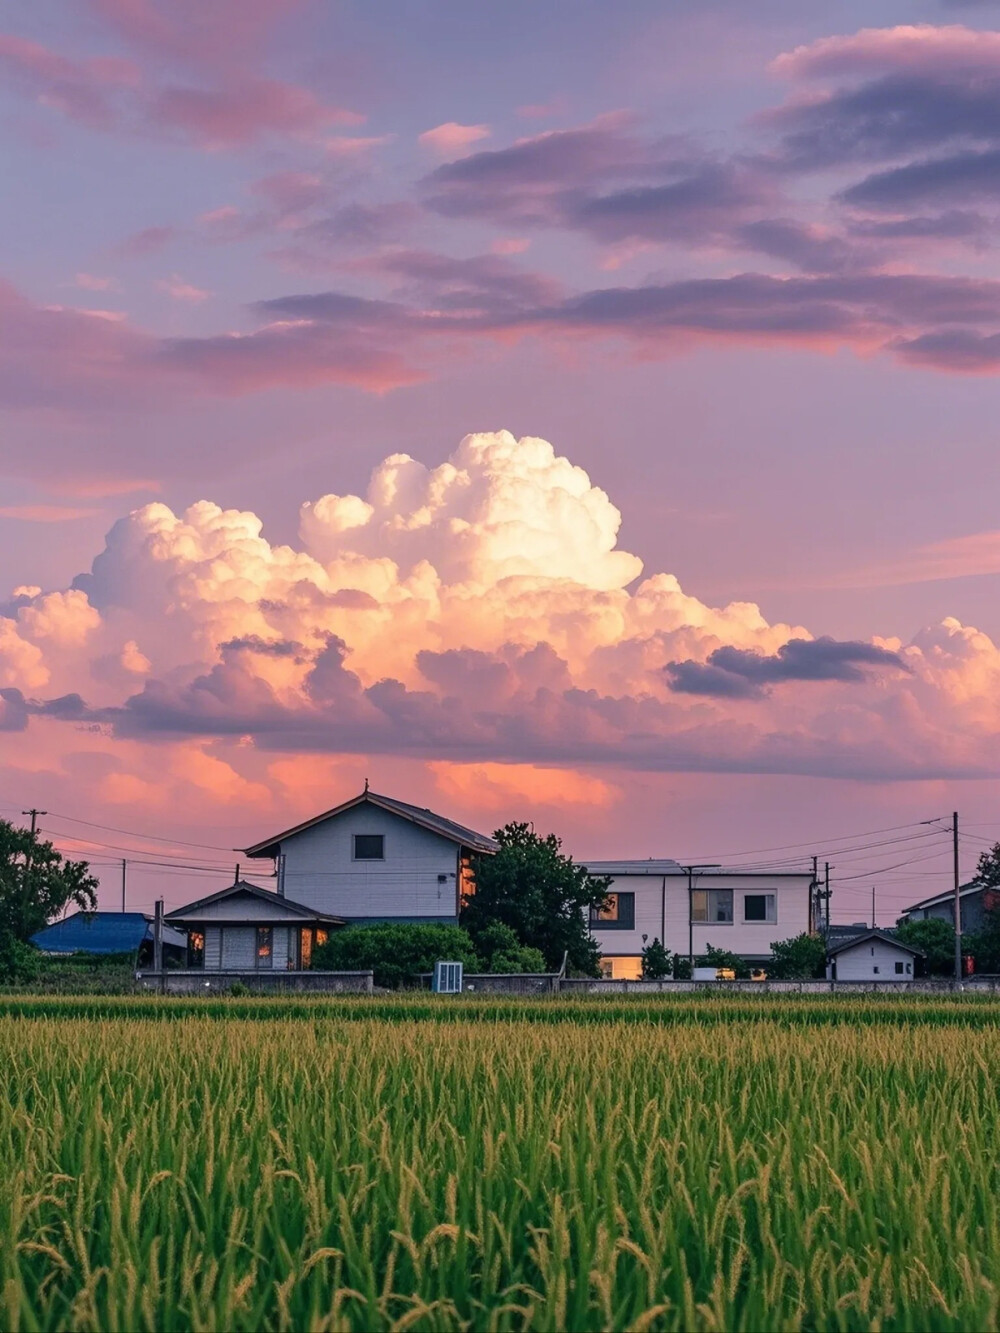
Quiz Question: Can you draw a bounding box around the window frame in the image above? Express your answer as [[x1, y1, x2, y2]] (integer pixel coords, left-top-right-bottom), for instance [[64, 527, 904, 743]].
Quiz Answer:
[[256, 925, 273, 967], [590, 891, 636, 931], [691, 888, 734, 924], [352, 833, 386, 861], [743, 892, 776, 924]]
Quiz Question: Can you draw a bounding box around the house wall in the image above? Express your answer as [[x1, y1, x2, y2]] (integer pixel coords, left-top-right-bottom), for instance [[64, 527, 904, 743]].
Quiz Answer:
[[205, 926, 222, 969], [275, 806, 462, 922], [220, 926, 256, 969], [833, 940, 915, 981], [913, 893, 986, 932], [591, 873, 813, 966]]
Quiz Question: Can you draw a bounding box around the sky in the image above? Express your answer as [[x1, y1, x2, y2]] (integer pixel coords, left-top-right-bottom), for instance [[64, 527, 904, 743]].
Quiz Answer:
[[3, 0, 1000, 921]]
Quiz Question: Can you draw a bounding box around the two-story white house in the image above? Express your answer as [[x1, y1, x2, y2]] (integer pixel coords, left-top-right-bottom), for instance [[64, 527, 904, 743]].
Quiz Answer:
[[582, 860, 816, 978]]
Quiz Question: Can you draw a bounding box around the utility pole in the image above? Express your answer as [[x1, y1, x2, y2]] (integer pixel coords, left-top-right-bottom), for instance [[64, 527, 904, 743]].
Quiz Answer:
[[824, 862, 831, 933], [22, 808, 46, 838], [811, 855, 819, 933], [953, 810, 962, 986], [153, 898, 164, 975], [121, 859, 127, 913], [872, 883, 876, 930]]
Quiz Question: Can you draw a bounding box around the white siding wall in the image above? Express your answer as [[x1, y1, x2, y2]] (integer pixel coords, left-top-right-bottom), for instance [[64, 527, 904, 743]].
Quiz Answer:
[[205, 926, 221, 969], [276, 806, 461, 921], [835, 940, 914, 981], [592, 874, 812, 961], [220, 926, 256, 969]]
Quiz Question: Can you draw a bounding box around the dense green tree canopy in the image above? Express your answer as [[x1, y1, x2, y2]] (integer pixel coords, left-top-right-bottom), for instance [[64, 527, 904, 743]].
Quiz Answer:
[[0, 820, 97, 944], [895, 917, 955, 975], [463, 824, 611, 976]]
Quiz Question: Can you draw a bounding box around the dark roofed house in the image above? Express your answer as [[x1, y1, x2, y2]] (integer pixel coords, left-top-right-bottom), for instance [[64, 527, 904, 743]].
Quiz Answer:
[[31, 911, 187, 966], [902, 883, 997, 934], [242, 787, 498, 927], [164, 879, 343, 971]]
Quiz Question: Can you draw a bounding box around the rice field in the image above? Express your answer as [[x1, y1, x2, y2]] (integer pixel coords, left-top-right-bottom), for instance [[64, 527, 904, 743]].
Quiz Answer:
[[1, 995, 998, 1332]]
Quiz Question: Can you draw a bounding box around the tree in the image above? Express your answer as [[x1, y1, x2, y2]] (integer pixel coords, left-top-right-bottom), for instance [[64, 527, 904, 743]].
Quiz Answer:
[[963, 842, 1000, 973], [767, 932, 827, 980], [474, 922, 547, 974], [313, 922, 480, 989], [0, 821, 97, 979], [895, 917, 955, 975], [463, 824, 611, 976], [640, 937, 672, 980]]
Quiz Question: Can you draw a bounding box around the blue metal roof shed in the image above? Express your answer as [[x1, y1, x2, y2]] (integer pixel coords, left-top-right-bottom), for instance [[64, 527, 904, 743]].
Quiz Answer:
[[30, 911, 187, 956]]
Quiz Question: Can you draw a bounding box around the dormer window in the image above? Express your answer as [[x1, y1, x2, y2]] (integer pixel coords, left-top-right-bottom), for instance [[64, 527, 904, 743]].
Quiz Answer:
[[353, 834, 385, 860]]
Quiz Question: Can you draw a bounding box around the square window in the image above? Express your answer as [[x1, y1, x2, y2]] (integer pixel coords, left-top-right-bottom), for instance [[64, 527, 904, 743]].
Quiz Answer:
[[591, 892, 635, 930], [873, 965, 880, 974], [895, 961, 904, 974], [353, 833, 385, 860], [744, 893, 776, 923], [692, 889, 733, 923]]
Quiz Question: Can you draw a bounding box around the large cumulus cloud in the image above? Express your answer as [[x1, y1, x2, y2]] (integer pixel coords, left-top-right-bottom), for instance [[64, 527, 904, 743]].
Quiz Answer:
[[3, 431, 1000, 783]]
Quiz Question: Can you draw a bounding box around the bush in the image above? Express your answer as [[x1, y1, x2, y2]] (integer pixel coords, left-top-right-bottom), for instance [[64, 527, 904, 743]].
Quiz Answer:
[[474, 922, 547, 974], [0, 932, 41, 985], [672, 953, 692, 981], [702, 944, 751, 980], [895, 917, 955, 975], [768, 932, 827, 980], [313, 922, 480, 989], [640, 937, 672, 980]]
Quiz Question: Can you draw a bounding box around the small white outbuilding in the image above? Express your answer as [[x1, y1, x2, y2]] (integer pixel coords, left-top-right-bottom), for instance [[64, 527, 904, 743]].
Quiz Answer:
[[826, 929, 923, 982]]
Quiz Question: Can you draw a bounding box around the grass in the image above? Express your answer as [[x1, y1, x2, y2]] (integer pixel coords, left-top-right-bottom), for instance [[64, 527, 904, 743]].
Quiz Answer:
[[1, 996, 998, 1331]]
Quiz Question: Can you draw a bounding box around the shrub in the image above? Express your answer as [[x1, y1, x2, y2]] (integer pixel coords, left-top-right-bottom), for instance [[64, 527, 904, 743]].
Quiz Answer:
[[640, 937, 672, 979], [895, 917, 955, 975], [474, 922, 547, 974], [672, 953, 692, 980], [702, 944, 751, 980], [313, 922, 480, 989], [768, 932, 827, 980], [0, 932, 41, 985]]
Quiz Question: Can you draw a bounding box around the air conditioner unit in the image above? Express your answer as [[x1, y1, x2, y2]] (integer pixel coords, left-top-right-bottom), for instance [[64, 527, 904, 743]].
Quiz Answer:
[[433, 960, 464, 994]]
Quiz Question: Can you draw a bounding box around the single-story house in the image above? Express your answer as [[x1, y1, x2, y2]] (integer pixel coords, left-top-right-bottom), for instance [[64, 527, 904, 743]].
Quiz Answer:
[[31, 911, 187, 965], [241, 786, 498, 926], [901, 883, 997, 933], [580, 860, 816, 978], [826, 928, 923, 982], [164, 880, 343, 971]]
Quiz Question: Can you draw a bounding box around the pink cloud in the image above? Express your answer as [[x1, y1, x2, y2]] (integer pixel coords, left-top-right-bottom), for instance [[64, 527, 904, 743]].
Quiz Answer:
[[75, 273, 118, 291], [773, 24, 1000, 79], [0, 33, 139, 127], [490, 238, 531, 255], [114, 225, 178, 257], [155, 273, 212, 302], [0, 504, 101, 522], [325, 134, 392, 158], [418, 122, 491, 156], [151, 78, 361, 149]]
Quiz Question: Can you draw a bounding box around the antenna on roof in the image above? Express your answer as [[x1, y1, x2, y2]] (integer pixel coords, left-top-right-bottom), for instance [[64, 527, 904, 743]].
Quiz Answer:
[[364, 777, 369, 793], [234, 862, 240, 884]]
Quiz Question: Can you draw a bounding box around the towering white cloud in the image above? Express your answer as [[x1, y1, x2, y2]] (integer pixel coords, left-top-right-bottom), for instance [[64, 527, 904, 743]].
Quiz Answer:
[[1, 430, 998, 782]]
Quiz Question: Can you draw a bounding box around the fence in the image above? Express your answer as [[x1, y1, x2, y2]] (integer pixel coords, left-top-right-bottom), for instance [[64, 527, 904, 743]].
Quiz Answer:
[[136, 969, 374, 995]]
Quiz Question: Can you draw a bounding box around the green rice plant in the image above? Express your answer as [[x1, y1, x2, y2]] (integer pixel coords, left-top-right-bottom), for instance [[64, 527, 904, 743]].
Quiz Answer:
[[0, 997, 997, 1330]]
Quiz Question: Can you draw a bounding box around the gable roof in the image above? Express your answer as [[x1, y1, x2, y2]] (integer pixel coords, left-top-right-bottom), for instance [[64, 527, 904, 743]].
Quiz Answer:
[[827, 928, 924, 958], [31, 911, 187, 954], [242, 789, 499, 858], [164, 880, 343, 925], [904, 881, 982, 913]]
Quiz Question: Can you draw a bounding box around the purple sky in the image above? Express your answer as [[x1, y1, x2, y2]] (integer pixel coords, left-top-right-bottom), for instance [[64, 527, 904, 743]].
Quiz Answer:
[[2, 1, 1000, 920]]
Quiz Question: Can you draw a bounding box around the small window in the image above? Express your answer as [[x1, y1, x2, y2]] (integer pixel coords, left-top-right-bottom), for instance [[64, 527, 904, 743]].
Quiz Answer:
[[187, 930, 204, 969], [590, 892, 636, 930], [353, 833, 385, 860], [691, 889, 733, 923], [744, 894, 776, 923], [895, 961, 904, 974], [906, 962, 912, 974], [256, 926, 272, 962], [873, 965, 880, 974]]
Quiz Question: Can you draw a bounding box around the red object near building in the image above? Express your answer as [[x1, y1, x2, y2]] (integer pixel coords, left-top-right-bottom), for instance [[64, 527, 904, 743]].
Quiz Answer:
[[962, 954, 976, 977]]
